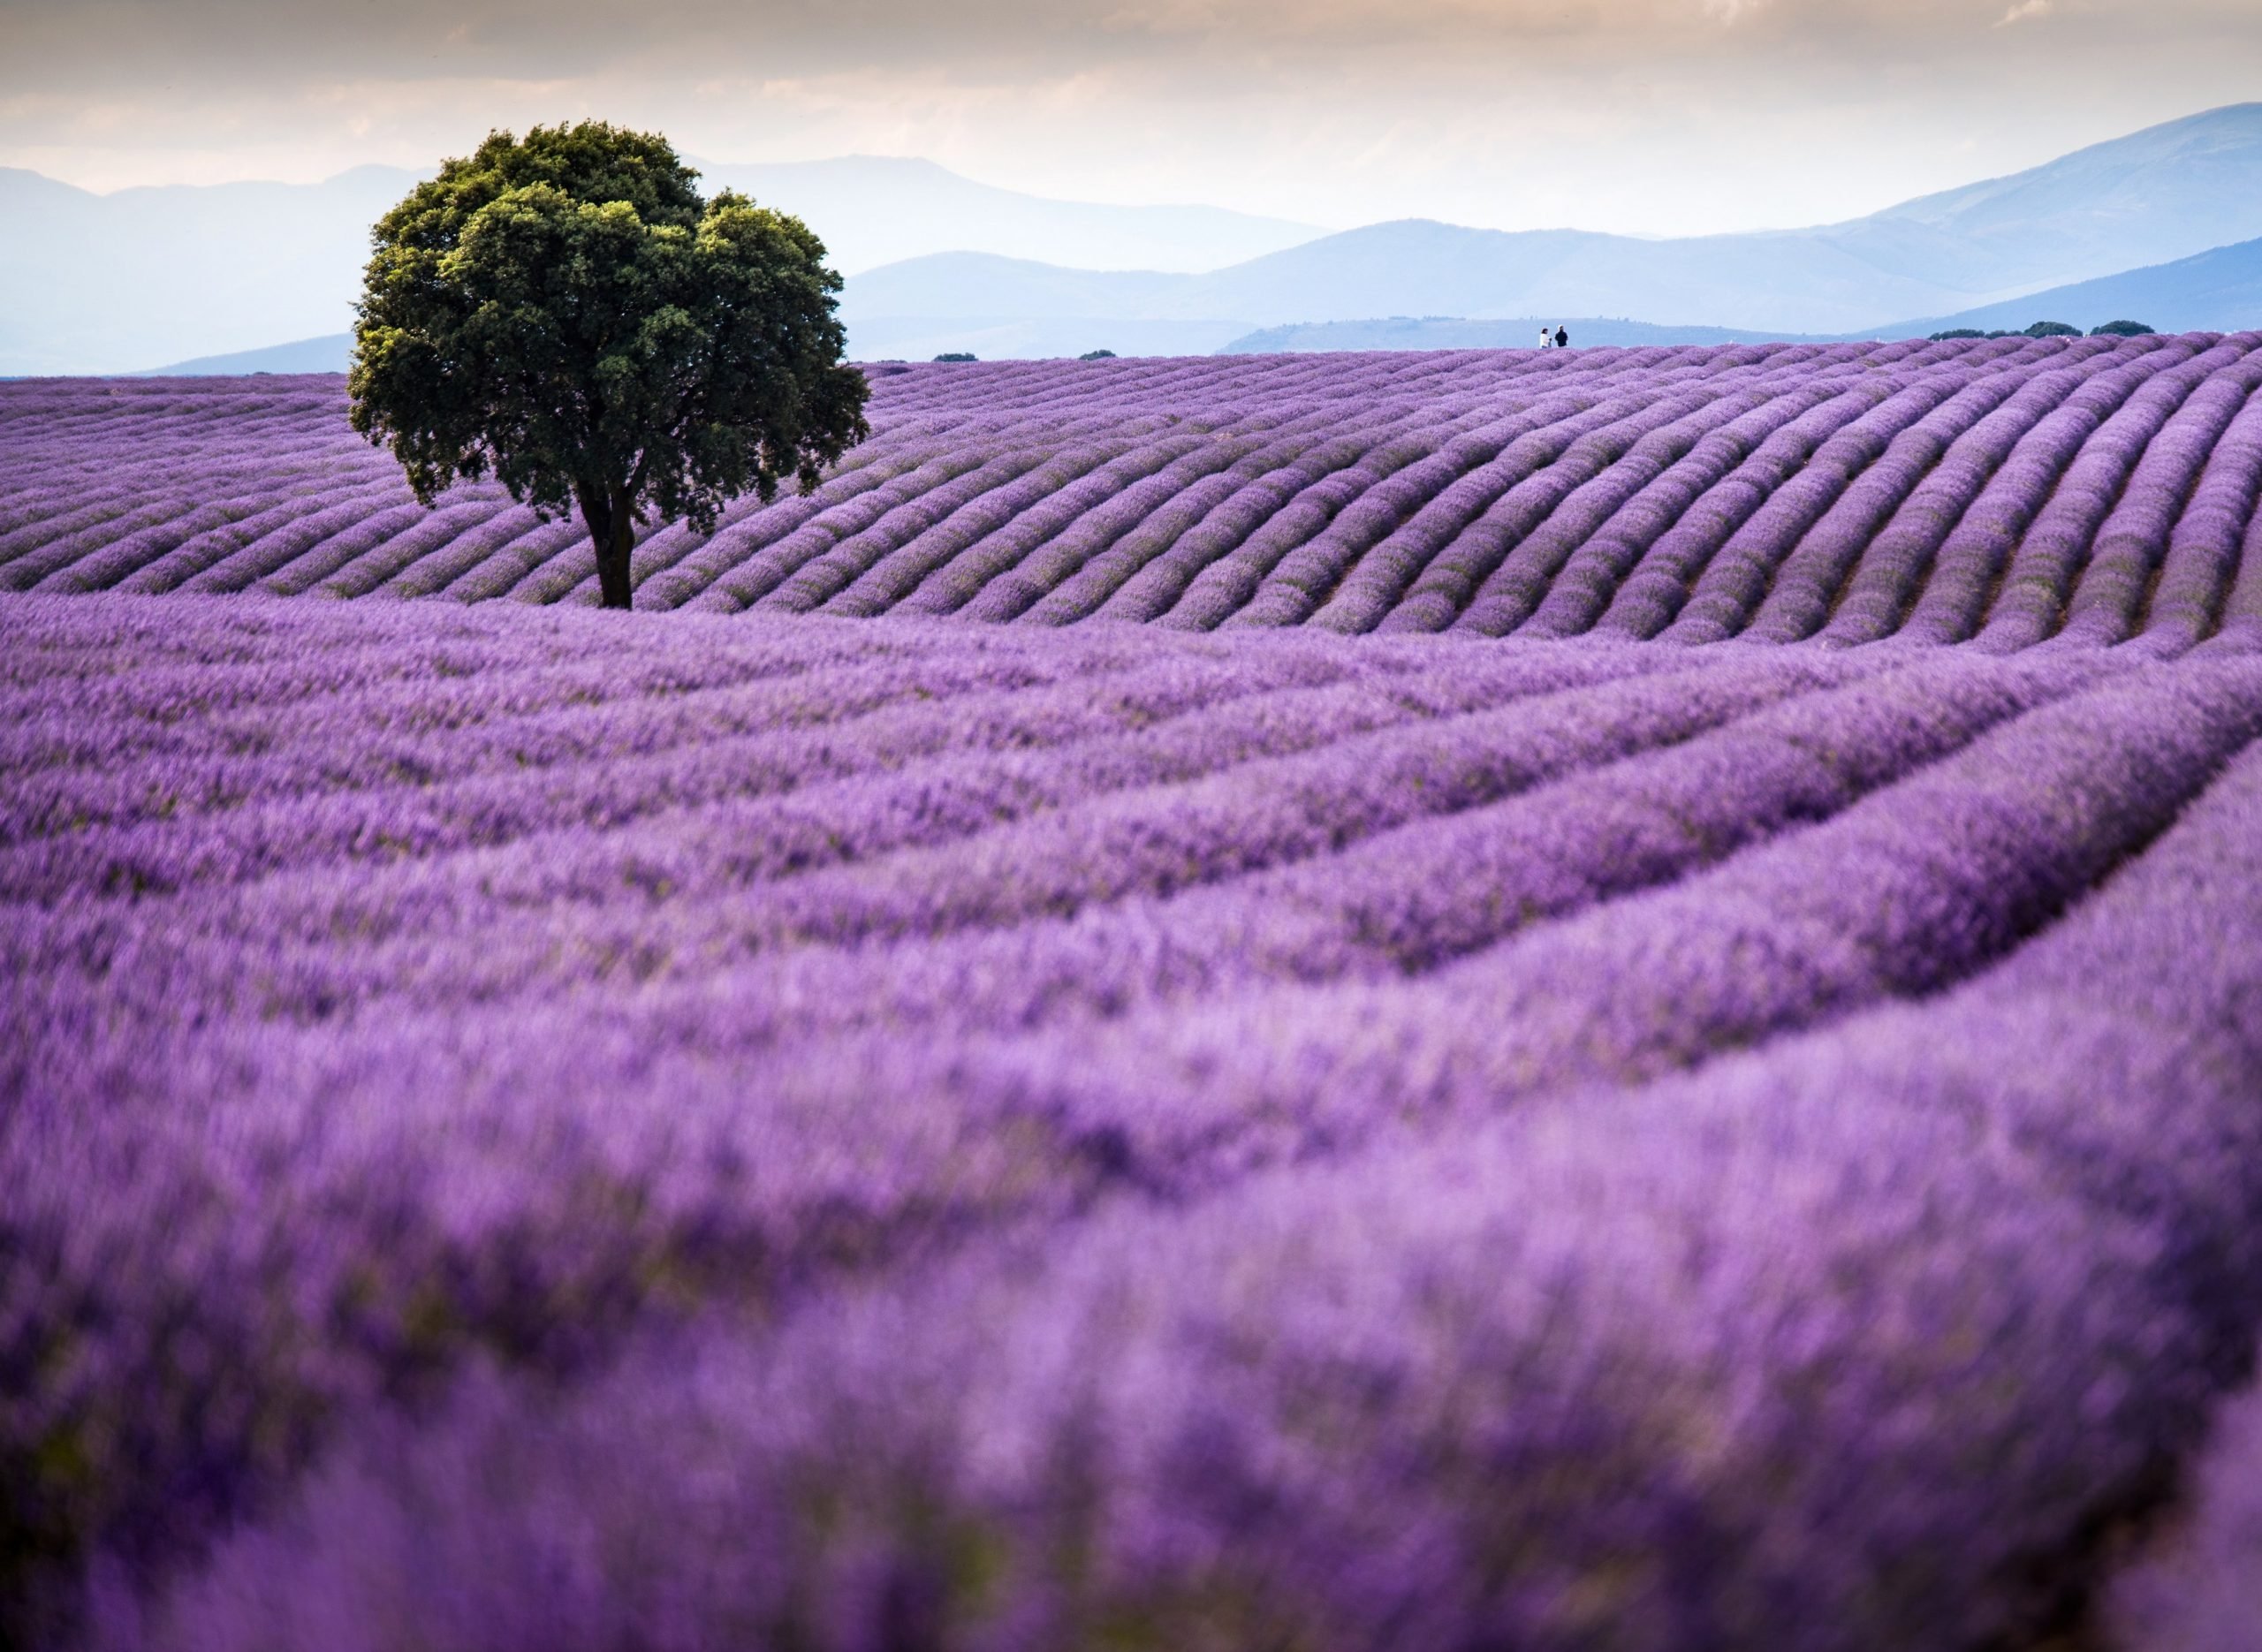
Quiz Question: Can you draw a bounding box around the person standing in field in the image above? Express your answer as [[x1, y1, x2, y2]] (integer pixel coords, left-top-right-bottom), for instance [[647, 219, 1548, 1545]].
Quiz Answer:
[[1555, 324, 1569, 349], [1538, 325, 1552, 350]]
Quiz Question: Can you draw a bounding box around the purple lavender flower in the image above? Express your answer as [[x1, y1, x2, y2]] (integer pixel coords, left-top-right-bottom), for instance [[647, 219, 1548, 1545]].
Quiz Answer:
[[10, 339, 2262, 1648]]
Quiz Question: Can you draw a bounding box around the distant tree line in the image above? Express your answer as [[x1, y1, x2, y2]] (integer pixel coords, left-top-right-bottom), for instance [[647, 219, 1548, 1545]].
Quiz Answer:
[[1929, 320, 2155, 342], [926, 350, 1117, 362]]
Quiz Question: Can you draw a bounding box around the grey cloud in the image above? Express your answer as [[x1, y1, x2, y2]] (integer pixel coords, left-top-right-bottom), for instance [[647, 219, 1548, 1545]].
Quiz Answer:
[[10, 0, 2254, 88], [5, 0, 2258, 239]]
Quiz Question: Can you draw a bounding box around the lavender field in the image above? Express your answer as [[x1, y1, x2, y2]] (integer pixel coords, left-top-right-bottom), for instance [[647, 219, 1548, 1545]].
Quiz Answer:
[[6, 336, 2262, 1649], [5, 333, 2259, 643]]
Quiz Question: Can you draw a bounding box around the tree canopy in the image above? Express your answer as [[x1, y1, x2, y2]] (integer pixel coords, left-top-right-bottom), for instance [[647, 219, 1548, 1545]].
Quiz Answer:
[[348, 122, 870, 609]]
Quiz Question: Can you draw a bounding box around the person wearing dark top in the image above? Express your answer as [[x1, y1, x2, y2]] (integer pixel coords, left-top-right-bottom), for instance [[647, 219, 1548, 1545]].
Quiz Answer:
[[1554, 325, 1569, 349]]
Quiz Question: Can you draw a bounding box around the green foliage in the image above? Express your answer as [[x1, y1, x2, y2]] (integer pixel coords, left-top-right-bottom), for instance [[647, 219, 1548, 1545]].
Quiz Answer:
[[1078, 350, 1118, 360], [2023, 321, 2082, 337], [348, 122, 871, 610], [1928, 329, 1986, 341], [933, 352, 978, 363], [2090, 319, 2157, 337]]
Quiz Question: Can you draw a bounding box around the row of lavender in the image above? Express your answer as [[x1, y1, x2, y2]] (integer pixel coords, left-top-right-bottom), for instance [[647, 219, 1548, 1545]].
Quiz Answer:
[[6, 589, 2261, 1647], [6, 332, 2261, 644]]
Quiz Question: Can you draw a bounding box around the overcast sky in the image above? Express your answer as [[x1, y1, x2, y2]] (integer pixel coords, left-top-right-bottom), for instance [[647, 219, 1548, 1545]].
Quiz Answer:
[[5, 0, 2259, 236]]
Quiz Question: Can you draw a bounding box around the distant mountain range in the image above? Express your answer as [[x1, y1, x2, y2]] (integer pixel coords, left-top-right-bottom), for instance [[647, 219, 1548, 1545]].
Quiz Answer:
[[1879, 235, 2262, 338], [844, 103, 2262, 353], [0, 165, 416, 378], [1222, 236, 2262, 354], [18, 102, 2262, 375], [1, 159, 1321, 375], [695, 157, 1320, 278]]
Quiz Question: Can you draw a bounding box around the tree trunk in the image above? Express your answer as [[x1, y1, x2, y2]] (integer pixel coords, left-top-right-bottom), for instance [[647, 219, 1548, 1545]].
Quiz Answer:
[[578, 484, 638, 610], [596, 511, 635, 610]]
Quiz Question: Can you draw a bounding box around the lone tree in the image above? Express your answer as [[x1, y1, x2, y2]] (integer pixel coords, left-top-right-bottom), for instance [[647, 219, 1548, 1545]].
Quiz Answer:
[[349, 122, 870, 610]]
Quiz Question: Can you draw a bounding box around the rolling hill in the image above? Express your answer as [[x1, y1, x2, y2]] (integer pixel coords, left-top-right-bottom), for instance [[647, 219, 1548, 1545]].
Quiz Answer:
[[134, 334, 356, 376], [839, 221, 1975, 345]]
